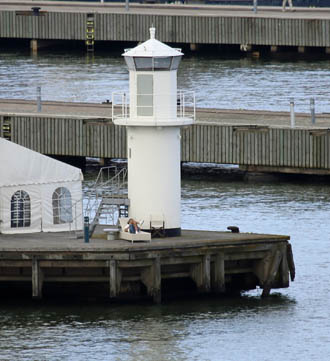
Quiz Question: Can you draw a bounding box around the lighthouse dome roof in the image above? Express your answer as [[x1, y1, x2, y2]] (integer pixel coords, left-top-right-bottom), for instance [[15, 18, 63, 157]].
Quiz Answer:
[[122, 27, 183, 58]]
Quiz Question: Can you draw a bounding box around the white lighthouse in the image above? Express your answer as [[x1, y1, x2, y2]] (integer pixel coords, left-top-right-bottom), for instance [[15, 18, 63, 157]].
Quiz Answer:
[[113, 27, 195, 237]]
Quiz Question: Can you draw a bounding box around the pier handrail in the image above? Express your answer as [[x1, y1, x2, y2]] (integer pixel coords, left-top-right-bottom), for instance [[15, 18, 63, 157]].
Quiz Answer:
[[69, 197, 84, 235], [67, 166, 128, 237], [84, 167, 128, 232]]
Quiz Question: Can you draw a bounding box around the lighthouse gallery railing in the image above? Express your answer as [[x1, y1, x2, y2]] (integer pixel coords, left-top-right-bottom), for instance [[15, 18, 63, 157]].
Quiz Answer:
[[112, 90, 195, 124]]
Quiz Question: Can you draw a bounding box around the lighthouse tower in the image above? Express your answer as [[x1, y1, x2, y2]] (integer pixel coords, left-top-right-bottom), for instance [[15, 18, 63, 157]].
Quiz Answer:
[[113, 28, 194, 237]]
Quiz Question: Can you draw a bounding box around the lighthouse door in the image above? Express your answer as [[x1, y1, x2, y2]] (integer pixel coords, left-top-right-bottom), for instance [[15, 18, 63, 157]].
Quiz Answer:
[[137, 74, 153, 116]]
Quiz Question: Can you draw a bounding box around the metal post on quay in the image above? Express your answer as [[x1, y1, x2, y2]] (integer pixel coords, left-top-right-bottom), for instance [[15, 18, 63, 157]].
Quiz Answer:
[[36, 86, 41, 112], [310, 98, 316, 124], [290, 98, 295, 128], [253, 0, 258, 14]]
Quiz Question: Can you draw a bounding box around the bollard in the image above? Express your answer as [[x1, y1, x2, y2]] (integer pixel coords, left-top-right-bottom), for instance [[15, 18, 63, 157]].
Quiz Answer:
[[310, 98, 316, 124], [36, 86, 42, 112], [290, 98, 295, 128], [84, 216, 90, 243], [253, 0, 258, 14], [31, 7, 41, 16]]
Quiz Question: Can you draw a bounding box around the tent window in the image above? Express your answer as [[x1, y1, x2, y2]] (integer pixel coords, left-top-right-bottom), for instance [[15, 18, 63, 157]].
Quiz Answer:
[[52, 187, 73, 224], [11, 190, 31, 228]]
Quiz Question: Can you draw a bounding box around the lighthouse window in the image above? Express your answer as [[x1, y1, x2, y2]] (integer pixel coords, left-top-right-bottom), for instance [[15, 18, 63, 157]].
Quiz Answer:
[[124, 57, 135, 70], [52, 187, 73, 224], [134, 57, 153, 71], [153, 57, 172, 70], [170, 56, 182, 70], [11, 190, 31, 228], [137, 74, 153, 116]]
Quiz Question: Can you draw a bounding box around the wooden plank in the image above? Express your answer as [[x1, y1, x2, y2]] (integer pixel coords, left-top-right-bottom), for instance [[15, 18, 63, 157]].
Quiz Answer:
[[228, 126, 233, 164], [245, 132, 249, 165], [224, 126, 229, 164], [299, 129, 303, 168], [274, 128, 278, 166], [252, 131, 256, 165], [295, 129, 299, 168], [285, 128, 290, 167], [215, 125, 219, 164], [265, 130, 270, 166], [39, 260, 106, 268], [222, 125, 227, 164], [259, 132, 263, 166], [325, 134, 329, 169], [301, 129, 306, 168], [247, 132, 252, 165], [207, 125, 211, 162], [232, 127, 237, 164], [320, 133, 325, 169]]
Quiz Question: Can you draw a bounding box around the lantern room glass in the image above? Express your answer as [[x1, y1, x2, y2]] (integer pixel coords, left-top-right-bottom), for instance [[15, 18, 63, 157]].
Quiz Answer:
[[134, 57, 153, 70], [124, 56, 182, 71], [124, 56, 135, 70]]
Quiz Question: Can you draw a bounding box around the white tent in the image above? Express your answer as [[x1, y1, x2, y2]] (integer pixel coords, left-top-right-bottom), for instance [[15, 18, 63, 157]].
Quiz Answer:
[[0, 138, 83, 234]]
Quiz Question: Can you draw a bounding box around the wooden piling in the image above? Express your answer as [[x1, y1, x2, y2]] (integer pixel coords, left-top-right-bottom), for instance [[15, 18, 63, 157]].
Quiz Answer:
[[141, 256, 161, 304], [262, 249, 283, 297], [287, 243, 296, 282], [109, 259, 121, 299], [280, 245, 290, 288], [152, 256, 161, 304], [190, 255, 211, 293], [202, 254, 211, 293], [214, 253, 225, 294], [32, 257, 43, 299], [30, 39, 38, 53]]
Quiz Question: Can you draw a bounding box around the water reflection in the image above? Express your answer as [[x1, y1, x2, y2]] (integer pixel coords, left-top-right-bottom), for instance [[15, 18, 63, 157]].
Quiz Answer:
[[0, 294, 297, 361]]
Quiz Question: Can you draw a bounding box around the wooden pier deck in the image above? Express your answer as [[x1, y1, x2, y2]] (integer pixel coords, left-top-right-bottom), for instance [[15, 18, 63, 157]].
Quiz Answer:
[[0, 227, 294, 302], [1, 2, 330, 51], [1, 99, 330, 175]]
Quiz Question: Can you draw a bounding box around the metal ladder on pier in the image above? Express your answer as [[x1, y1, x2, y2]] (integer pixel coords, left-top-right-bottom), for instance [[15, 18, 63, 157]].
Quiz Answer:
[[84, 166, 129, 238], [1, 116, 11, 140], [86, 13, 95, 52]]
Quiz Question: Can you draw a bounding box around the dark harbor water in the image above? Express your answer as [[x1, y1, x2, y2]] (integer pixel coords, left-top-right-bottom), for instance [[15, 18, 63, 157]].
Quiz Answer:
[[1, 50, 330, 360]]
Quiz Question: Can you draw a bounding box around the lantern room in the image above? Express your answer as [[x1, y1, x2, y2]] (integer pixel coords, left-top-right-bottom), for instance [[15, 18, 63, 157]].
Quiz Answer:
[[113, 27, 194, 126]]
